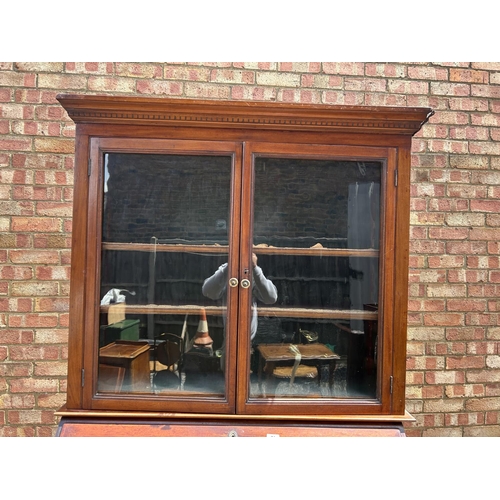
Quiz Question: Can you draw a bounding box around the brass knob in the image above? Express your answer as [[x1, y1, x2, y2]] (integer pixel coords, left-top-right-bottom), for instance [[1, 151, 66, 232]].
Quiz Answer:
[[241, 279, 251, 289], [229, 277, 239, 288]]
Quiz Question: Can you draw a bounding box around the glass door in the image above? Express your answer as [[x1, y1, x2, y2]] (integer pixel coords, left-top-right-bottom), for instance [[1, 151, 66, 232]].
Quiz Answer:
[[85, 138, 244, 413], [238, 143, 395, 415]]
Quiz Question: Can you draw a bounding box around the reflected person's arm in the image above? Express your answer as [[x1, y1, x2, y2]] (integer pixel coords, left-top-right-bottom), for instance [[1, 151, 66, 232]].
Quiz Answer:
[[202, 263, 228, 300], [252, 253, 278, 305]]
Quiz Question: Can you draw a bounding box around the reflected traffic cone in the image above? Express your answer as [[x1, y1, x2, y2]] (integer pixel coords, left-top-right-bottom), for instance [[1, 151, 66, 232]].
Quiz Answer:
[[193, 308, 213, 347]]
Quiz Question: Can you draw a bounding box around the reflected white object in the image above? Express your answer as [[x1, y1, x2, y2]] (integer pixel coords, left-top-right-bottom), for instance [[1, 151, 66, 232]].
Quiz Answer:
[[100, 288, 136, 305]]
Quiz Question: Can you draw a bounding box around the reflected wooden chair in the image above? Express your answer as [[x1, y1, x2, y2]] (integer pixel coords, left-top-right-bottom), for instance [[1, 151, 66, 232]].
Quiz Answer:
[[153, 332, 185, 390]]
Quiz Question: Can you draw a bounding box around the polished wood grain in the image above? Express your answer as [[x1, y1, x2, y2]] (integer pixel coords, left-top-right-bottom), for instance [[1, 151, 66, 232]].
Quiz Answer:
[[57, 417, 405, 437]]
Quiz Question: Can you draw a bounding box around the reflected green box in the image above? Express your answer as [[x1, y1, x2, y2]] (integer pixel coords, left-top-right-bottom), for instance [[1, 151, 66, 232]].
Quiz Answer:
[[99, 319, 140, 347]]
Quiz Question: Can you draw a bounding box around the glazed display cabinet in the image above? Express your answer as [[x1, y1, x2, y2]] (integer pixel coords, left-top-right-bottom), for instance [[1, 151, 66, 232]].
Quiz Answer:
[[55, 95, 432, 437]]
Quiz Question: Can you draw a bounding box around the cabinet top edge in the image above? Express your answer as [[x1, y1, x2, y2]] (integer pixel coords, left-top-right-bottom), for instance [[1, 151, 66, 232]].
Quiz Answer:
[[56, 93, 433, 135]]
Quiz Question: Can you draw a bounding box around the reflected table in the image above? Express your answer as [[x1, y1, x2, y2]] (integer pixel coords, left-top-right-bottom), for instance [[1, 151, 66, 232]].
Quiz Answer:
[[99, 340, 151, 392], [256, 343, 340, 396]]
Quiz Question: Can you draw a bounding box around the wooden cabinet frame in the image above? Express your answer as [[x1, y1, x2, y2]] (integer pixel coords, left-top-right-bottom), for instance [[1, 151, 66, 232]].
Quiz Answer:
[[56, 94, 432, 434]]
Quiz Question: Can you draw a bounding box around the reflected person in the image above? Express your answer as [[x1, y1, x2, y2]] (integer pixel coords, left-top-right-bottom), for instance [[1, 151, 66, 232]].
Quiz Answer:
[[202, 253, 278, 343]]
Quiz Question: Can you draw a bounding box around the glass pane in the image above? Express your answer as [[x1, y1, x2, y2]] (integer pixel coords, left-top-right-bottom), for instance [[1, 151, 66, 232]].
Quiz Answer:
[[250, 157, 381, 399], [98, 153, 232, 397]]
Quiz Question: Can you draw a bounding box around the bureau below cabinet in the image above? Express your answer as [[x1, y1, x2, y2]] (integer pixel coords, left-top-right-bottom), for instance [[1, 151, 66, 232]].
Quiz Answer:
[[56, 94, 432, 437]]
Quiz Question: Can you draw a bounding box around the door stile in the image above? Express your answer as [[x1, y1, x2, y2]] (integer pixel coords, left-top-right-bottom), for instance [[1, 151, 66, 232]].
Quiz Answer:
[[235, 143, 256, 412], [224, 144, 244, 411]]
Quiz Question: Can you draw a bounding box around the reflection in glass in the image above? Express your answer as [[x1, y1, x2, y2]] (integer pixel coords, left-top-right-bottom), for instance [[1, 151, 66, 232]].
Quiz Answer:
[[202, 253, 277, 369], [250, 157, 381, 399], [97, 153, 232, 397]]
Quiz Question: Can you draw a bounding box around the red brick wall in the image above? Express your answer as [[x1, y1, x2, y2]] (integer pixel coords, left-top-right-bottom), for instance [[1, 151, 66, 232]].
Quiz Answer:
[[1, 62, 499, 436]]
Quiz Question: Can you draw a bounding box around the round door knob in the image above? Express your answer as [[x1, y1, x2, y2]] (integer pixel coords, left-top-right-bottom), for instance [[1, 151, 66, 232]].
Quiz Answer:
[[241, 279, 251, 289], [229, 277, 239, 288]]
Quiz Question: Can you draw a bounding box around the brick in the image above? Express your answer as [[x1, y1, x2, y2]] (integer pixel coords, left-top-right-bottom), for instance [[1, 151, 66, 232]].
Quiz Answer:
[[11, 217, 61, 233], [9, 313, 59, 328], [33, 234, 71, 248], [33, 328, 68, 344], [407, 327, 445, 341], [467, 256, 499, 269], [430, 82, 470, 96], [0, 265, 33, 280], [0, 200, 34, 216], [466, 397, 500, 412], [471, 199, 500, 212], [365, 93, 408, 107], [450, 125, 489, 141], [427, 140, 469, 154], [35, 202, 73, 217], [427, 255, 465, 268], [410, 269, 446, 283], [182, 82, 230, 99], [115, 63, 162, 79], [449, 97, 489, 111], [38, 73, 87, 90], [210, 69, 255, 85], [388, 79, 429, 94], [0, 393, 36, 410], [0, 72, 35, 87], [471, 62, 500, 70], [407, 65, 449, 80], [37, 393, 67, 408], [471, 84, 500, 98], [255, 72, 301, 87], [447, 355, 485, 369], [0, 138, 32, 151], [423, 399, 464, 413], [35, 265, 70, 281], [471, 113, 500, 127], [425, 370, 465, 385], [0, 329, 34, 344], [278, 89, 322, 104], [231, 86, 277, 101], [88, 76, 136, 93], [365, 63, 406, 78], [322, 62, 364, 75], [164, 65, 210, 81], [428, 227, 469, 240], [10, 282, 59, 297], [408, 299, 445, 312], [300, 74, 342, 89], [486, 355, 500, 368], [9, 249, 60, 264], [33, 138, 74, 154], [278, 63, 321, 73], [33, 360, 67, 376], [464, 426, 500, 437], [65, 62, 114, 74], [345, 78, 387, 92], [445, 411, 485, 426], [9, 377, 58, 394], [445, 213, 485, 227], [14, 62, 64, 73], [423, 313, 464, 327]]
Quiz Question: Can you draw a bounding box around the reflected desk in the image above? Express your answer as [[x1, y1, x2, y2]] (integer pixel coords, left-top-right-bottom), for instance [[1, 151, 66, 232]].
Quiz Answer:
[[256, 343, 340, 396], [99, 341, 151, 392]]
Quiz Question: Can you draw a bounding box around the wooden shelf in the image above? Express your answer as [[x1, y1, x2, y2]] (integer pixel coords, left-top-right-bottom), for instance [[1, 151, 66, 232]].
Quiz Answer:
[[101, 303, 378, 321], [102, 242, 379, 258]]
